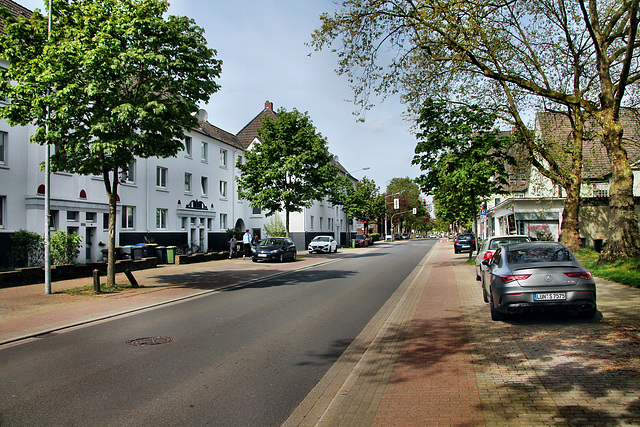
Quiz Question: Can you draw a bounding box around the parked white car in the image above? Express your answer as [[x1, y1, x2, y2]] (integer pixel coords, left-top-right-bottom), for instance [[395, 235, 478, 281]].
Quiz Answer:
[[308, 236, 338, 253]]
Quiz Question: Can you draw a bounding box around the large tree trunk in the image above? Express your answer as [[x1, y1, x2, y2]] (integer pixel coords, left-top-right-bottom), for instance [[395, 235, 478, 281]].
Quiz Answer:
[[559, 186, 581, 251], [599, 117, 640, 260]]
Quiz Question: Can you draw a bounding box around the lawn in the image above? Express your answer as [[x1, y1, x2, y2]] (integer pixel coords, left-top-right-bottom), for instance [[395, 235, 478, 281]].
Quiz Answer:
[[574, 249, 640, 288]]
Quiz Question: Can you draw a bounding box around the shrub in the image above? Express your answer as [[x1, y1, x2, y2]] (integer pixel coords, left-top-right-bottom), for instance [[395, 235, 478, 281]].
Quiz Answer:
[[11, 229, 44, 267], [370, 233, 381, 242], [264, 216, 286, 237], [50, 230, 83, 265]]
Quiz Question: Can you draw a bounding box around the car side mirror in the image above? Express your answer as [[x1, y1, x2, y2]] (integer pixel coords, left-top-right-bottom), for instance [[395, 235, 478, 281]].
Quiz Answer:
[[482, 259, 490, 266]]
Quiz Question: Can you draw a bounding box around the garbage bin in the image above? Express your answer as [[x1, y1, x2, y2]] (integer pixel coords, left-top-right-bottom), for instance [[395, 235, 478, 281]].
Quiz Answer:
[[120, 245, 133, 260], [101, 248, 109, 262], [594, 238, 604, 253], [166, 246, 177, 264], [351, 239, 356, 248], [154, 246, 166, 264], [145, 243, 158, 259], [131, 244, 144, 261], [579, 237, 586, 248]]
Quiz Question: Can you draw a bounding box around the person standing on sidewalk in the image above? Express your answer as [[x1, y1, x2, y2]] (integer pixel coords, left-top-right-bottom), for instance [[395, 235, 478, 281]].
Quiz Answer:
[[242, 229, 252, 259], [229, 235, 237, 259]]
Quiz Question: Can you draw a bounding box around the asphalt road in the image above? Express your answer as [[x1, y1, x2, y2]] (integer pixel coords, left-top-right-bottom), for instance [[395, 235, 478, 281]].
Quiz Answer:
[[0, 239, 435, 426]]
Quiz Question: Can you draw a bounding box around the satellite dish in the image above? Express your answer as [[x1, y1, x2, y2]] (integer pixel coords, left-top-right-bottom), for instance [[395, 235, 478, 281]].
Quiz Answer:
[[195, 109, 208, 122], [333, 155, 339, 162]]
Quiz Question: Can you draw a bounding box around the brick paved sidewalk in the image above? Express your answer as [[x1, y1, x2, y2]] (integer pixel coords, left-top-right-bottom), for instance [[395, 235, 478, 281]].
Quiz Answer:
[[286, 241, 640, 426]]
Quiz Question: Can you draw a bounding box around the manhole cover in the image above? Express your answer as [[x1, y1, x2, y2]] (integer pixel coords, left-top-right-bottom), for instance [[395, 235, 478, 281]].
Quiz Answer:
[[126, 336, 174, 346]]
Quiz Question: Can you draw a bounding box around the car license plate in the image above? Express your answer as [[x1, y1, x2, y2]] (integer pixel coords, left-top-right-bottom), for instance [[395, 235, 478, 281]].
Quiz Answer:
[[534, 292, 566, 301], [462, 245, 470, 248], [258, 254, 267, 258]]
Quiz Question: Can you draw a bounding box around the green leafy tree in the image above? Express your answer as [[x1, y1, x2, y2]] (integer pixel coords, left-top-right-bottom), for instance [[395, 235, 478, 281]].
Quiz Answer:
[[263, 216, 286, 237], [385, 177, 424, 234], [412, 100, 513, 246], [342, 177, 386, 232], [236, 108, 339, 236], [312, 0, 640, 260], [0, 0, 222, 285], [50, 230, 82, 265], [11, 229, 44, 267]]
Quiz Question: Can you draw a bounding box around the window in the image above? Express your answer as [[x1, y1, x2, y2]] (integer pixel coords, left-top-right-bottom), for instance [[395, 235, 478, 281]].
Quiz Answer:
[[0, 131, 6, 165], [185, 172, 192, 193], [156, 208, 167, 229], [67, 211, 79, 222], [201, 142, 208, 162], [310, 216, 314, 230], [121, 161, 135, 184], [220, 180, 227, 198], [252, 206, 262, 215], [103, 213, 109, 230], [180, 217, 187, 230], [85, 212, 96, 222], [201, 176, 208, 196], [122, 206, 135, 229], [208, 218, 213, 230], [50, 210, 59, 230], [0, 196, 5, 228], [156, 166, 168, 188], [184, 136, 192, 157], [320, 217, 323, 230], [220, 213, 227, 230], [220, 149, 227, 167]]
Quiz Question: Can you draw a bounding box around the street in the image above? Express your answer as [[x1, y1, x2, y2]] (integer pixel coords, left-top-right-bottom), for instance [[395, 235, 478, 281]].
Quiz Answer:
[[1, 239, 640, 426], [0, 240, 435, 426]]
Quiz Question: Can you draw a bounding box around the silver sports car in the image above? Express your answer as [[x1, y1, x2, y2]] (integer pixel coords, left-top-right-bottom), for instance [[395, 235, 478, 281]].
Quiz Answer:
[[481, 242, 597, 321]]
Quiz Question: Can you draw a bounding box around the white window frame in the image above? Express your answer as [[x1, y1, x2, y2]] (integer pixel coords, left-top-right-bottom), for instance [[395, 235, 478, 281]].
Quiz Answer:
[[0, 196, 5, 229], [185, 172, 192, 193], [201, 142, 208, 162], [122, 206, 135, 229], [121, 161, 136, 184], [184, 136, 192, 157], [156, 166, 168, 189], [0, 131, 6, 166], [220, 213, 227, 230], [201, 176, 208, 196], [156, 208, 168, 230], [220, 148, 227, 167], [220, 180, 227, 198]]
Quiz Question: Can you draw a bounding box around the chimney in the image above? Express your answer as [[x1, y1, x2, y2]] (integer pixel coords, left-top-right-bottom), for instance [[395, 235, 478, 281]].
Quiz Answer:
[[265, 100, 274, 111]]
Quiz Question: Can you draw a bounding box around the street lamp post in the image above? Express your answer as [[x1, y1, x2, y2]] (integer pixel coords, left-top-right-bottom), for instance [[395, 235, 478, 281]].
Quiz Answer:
[[44, 0, 53, 295]]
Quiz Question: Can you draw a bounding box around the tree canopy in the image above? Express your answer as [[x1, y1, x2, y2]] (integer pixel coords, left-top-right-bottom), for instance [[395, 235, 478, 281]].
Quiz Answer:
[[312, 0, 640, 259], [341, 176, 386, 228], [413, 100, 513, 235], [0, 0, 222, 285], [236, 107, 339, 236]]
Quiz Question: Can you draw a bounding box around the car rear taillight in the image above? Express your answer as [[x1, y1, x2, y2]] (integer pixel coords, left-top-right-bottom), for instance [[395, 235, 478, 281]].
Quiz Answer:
[[483, 250, 496, 260], [565, 272, 592, 280], [499, 274, 531, 283]]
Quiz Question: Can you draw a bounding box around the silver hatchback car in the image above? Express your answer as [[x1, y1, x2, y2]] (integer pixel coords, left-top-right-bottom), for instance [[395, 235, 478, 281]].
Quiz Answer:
[[482, 242, 597, 321]]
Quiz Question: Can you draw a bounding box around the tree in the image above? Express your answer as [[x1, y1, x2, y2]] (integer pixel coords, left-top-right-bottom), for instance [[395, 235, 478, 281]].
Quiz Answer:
[[412, 100, 513, 247], [342, 176, 386, 231], [50, 230, 82, 265], [312, 0, 640, 260], [0, 0, 222, 286], [385, 177, 424, 234], [11, 229, 44, 267], [236, 108, 339, 236]]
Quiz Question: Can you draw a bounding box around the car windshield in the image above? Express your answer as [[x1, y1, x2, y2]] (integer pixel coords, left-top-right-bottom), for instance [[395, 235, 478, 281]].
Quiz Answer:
[[507, 245, 576, 264], [355, 235, 365, 239], [489, 237, 530, 250], [314, 237, 330, 242], [260, 238, 283, 246]]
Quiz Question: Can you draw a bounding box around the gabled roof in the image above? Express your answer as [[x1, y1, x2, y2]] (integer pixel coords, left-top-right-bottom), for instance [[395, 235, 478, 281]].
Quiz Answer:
[[194, 120, 243, 150], [0, 0, 32, 33], [536, 109, 640, 180], [235, 101, 278, 149]]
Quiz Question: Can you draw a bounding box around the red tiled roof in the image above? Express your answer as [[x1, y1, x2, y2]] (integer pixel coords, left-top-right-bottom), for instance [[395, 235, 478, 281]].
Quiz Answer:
[[236, 104, 277, 149], [194, 120, 242, 149]]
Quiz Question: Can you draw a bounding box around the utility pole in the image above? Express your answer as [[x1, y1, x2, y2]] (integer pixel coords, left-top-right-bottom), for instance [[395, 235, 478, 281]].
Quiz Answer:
[[44, 0, 53, 295]]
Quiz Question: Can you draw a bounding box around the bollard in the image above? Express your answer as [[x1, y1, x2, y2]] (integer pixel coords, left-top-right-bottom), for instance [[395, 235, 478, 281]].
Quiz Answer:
[[93, 269, 101, 293]]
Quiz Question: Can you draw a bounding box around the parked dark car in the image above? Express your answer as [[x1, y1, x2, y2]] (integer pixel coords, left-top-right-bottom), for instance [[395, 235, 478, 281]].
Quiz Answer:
[[481, 242, 597, 321], [454, 233, 476, 254], [252, 237, 297, 262]]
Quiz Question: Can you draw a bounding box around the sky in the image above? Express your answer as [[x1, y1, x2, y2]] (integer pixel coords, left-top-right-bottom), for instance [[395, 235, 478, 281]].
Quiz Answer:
[[18, 0, 424, 191]]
